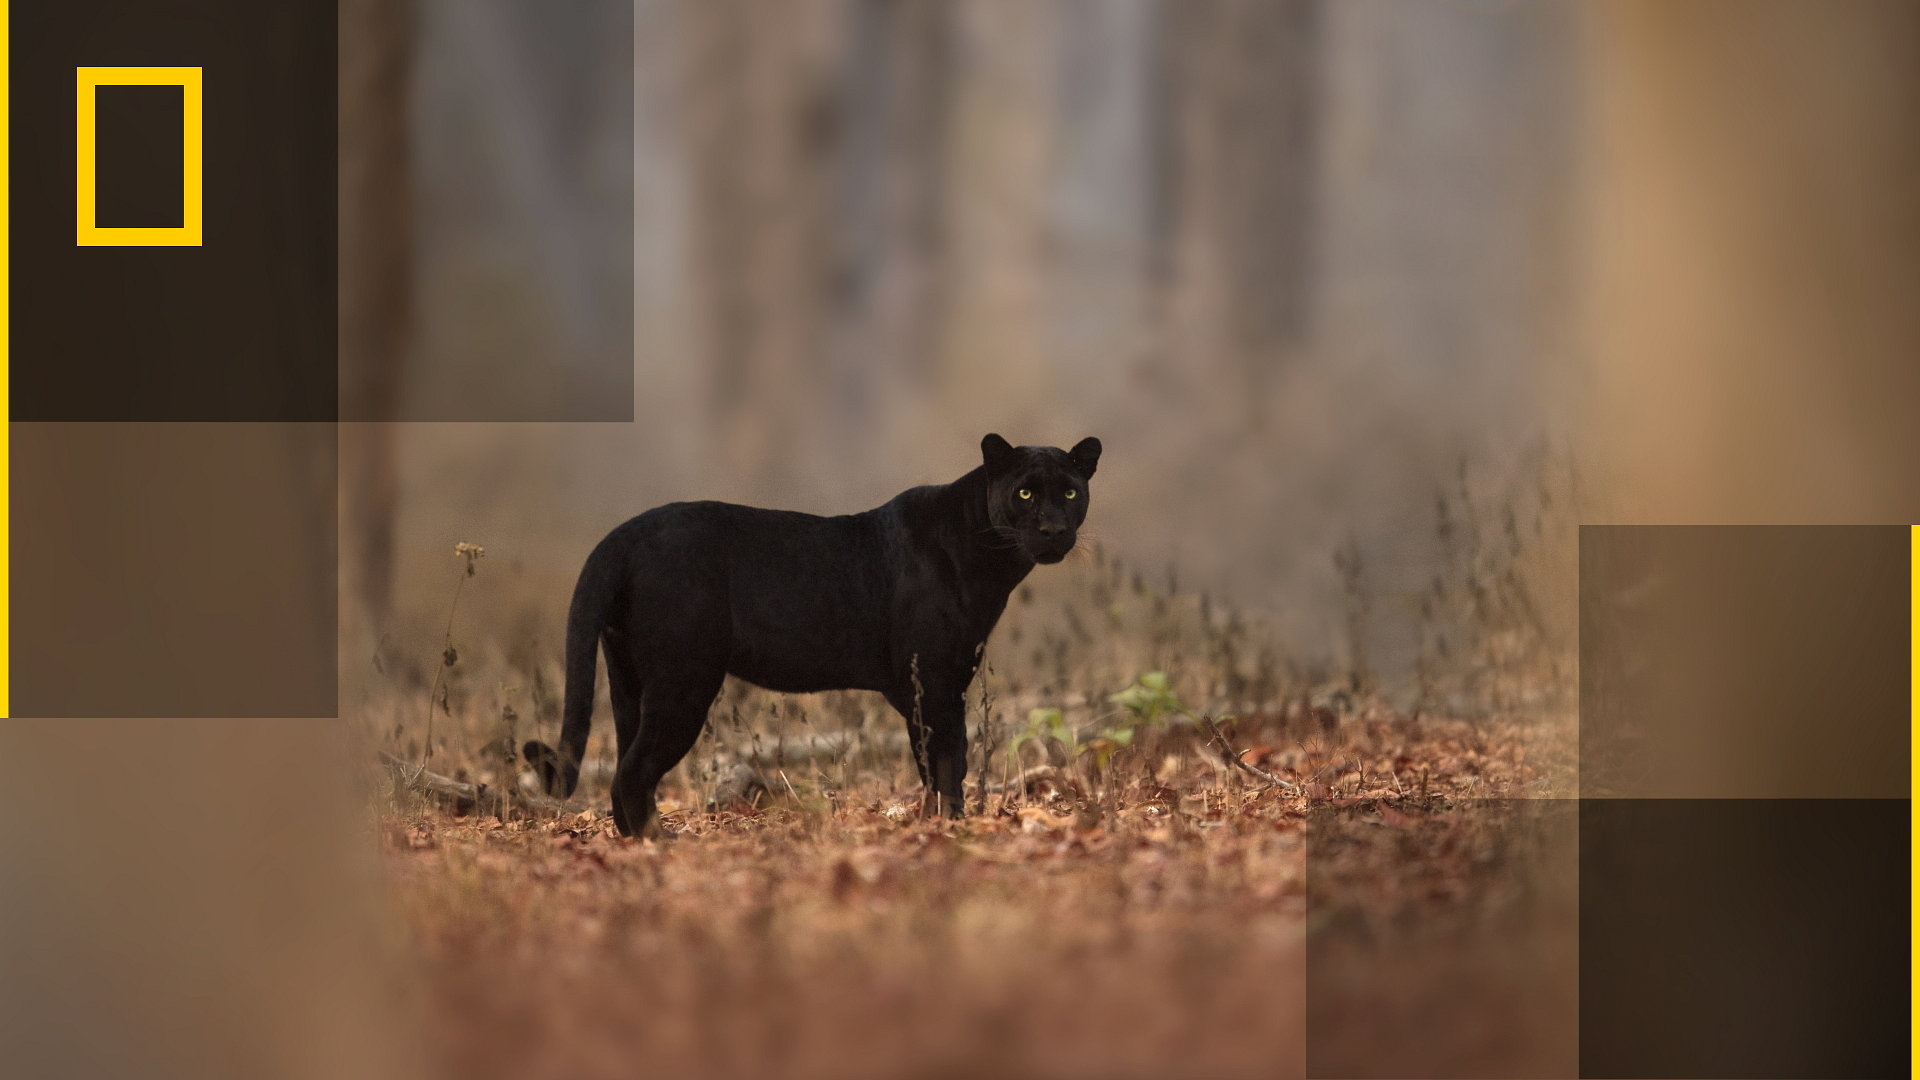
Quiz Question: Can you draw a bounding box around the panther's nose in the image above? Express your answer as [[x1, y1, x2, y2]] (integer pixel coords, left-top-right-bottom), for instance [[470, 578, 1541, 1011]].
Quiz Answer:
[[1038, 522, 1066, 538]]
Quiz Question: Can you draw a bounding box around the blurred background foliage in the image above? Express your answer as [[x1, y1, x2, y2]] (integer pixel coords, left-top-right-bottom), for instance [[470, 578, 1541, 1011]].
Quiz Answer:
[[342, 0, 1919, 715]]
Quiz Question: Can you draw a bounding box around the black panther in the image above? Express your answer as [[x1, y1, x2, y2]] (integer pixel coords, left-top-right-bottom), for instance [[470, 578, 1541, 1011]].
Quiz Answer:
[[524, 433, 1101, 836]]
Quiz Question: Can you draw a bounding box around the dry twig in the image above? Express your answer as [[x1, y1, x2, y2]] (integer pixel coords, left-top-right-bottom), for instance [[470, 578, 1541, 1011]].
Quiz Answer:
[[1202, 717, 1302, 794], [382, 750, 565, 818]]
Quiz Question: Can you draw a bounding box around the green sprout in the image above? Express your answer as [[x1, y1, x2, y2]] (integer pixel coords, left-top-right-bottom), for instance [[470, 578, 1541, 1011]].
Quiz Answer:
[[1011, 706, 1075, 763], [1106, 670, 1188, 728]]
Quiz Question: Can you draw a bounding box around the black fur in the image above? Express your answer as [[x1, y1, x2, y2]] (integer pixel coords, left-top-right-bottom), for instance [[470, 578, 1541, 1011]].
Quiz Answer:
[[524, 433, 1101, 836]]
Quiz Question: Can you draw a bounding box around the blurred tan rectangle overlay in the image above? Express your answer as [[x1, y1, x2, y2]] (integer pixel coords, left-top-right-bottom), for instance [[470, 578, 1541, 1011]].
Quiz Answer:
[[1580, 525, 1908, 800]]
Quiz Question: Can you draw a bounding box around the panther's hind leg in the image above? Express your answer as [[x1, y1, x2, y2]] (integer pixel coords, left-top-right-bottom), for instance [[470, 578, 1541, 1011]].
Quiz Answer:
[[604, 645, 646, 828], [610, 666, 724, 838]]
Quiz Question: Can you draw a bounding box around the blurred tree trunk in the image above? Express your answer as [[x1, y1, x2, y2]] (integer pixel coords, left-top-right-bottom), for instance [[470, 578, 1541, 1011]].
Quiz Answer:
[[1049, 0, 1155, 403], [1155, 0, 1319, 416], [824, 0, 953, 464], [680, 0, 841, 487], [339, 0, 413, 648], [932, 0, 1056, 431]]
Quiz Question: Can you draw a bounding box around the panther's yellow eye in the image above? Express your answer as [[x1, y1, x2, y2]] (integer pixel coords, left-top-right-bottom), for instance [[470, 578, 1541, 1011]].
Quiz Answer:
[[1064, 489, 1077, 499], [1017, 489, 1032, 500]]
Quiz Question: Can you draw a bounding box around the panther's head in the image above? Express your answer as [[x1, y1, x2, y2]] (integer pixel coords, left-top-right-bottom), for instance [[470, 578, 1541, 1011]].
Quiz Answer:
[[980, 433, 1101, 564]]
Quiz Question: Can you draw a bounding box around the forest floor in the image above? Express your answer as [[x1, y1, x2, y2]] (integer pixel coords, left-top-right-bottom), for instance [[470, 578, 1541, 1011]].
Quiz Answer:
[[378, 704, 1576, 1079]]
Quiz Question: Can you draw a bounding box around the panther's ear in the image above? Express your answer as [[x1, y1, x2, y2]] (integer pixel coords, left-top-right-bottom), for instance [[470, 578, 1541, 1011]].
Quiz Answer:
[[981, 433, 1018, 473], [1068, 436, 1102, 478]]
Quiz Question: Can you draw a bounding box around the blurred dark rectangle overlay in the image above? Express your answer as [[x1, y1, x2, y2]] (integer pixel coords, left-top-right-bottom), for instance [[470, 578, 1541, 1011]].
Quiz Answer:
[[1581, 799, 1907, 1079], [10, 0, 337, 422], [10, 423, 336, 719], [1580, 524, 1908, 800], [339, 0, 634, 422]]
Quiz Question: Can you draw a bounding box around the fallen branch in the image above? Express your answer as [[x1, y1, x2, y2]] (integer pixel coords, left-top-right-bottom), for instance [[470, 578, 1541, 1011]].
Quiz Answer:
[[1202, 717, 1301, 794], [381, 751, 567, 818], [978, 763, 1071, 796]]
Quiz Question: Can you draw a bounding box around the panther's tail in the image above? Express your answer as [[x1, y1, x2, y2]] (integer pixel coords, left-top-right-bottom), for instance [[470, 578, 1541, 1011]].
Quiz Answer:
[[523, 536, 625, 797]]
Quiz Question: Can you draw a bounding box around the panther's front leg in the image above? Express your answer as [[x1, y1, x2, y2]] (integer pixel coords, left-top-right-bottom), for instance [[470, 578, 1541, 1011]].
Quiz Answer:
[[889, 673, 970, 817], [927, 713, 968, 818]]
